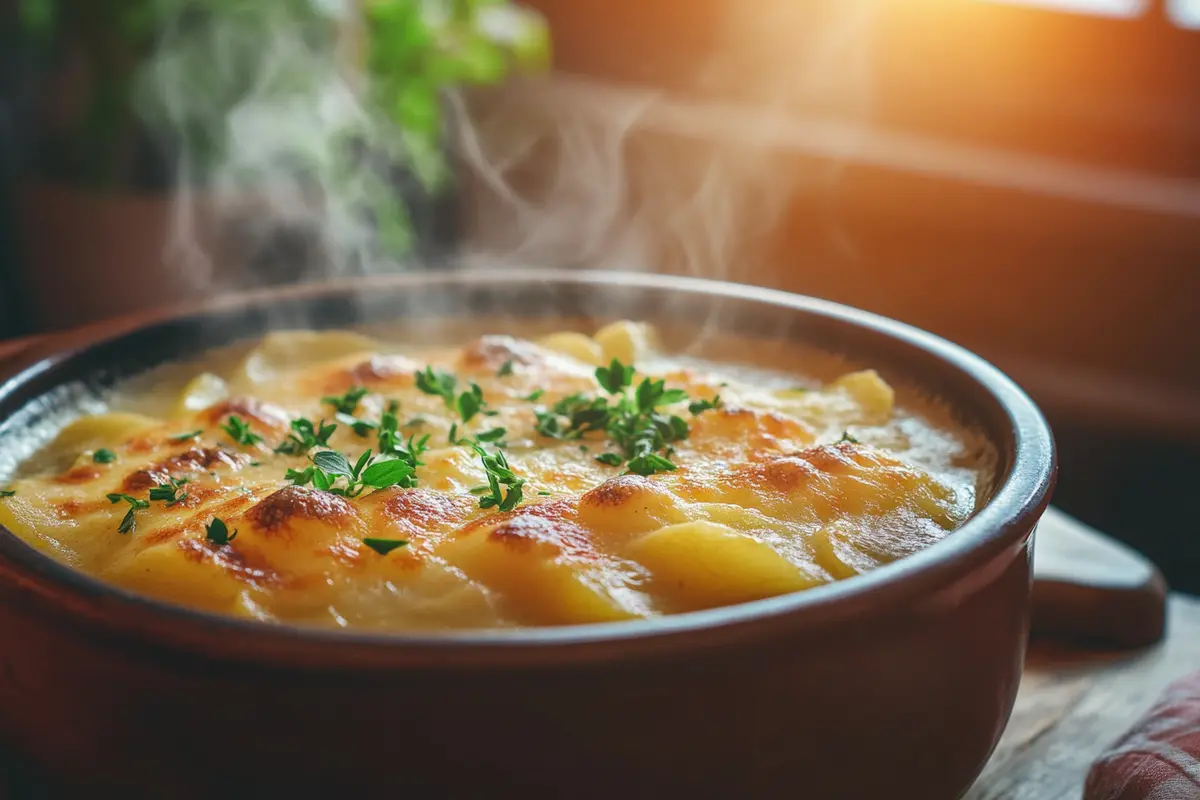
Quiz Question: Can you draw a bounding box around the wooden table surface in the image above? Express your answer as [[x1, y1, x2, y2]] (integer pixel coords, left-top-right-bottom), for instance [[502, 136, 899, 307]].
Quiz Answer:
[[970, 592, 1200, 799]]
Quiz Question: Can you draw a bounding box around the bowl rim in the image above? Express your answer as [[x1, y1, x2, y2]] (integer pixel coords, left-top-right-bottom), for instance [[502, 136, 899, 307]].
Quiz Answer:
[[0, 268, 1056, 666]]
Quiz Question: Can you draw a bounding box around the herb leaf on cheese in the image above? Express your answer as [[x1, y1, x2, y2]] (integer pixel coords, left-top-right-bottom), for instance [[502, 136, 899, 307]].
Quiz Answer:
[[204, 517, 238, 546], [107, 493, 150, 535], [363, 537, 408, 555], [221, 415, 264, 448], [321, 386, 369, 416]]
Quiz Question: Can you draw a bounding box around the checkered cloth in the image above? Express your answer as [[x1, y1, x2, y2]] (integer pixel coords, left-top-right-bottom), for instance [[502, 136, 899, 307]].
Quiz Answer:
[[1085, 671, 1200, 799]]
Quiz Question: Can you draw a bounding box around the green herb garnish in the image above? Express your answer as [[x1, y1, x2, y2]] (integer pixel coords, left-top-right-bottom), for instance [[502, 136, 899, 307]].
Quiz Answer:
[[456, 382, 486, 423], [107, 493, 150, 535], [148, 476, 189, 506], [170, 430, 203, 442], [377, 407, 429, 471], [363, 537, 409, 556], [520, 389, 545, 402], [595, 358, 636, 394], [415, 366, 458, 407], [537, 490, 552, 496], [531, 359, 704, 476], [475, 427, 507, 444], [321, 386, 369, 416], [497, 360, 515, 377], [221, 416, 264, 447], [274, 417, 337, 455], [92, 448, 117, 464], [0, 489, 15, 498], [204, 517, 238, 546], [415, 367, 490, 422], [336, 412, 378, 438], [688, 396, 723, 415], [295, 447, 418, 497], [837, 431, 860, 444], [470, 443, 525, 512]]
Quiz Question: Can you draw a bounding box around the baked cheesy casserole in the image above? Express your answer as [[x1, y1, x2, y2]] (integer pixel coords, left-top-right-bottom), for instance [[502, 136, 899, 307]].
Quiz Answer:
[[0, 320, 993, 630]]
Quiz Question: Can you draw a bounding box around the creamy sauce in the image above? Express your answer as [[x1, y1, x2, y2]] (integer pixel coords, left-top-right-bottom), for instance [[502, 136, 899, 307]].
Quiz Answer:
[[0, 321, 995, 631]]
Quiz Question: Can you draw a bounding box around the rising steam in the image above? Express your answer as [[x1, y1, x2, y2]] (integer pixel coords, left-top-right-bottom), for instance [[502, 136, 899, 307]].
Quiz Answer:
[[136, 0, 875, 302]]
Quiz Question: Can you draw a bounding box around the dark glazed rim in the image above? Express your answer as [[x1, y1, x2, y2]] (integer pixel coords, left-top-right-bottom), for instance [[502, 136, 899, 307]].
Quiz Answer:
[[0, 269, 1056, 669]]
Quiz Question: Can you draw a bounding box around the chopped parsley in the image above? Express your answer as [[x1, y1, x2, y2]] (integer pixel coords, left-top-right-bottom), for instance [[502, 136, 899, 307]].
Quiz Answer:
[[533, 359, 697, 476], [595, 358, 636, 394], [688, 396, 723, 415], [204, 517, 238, 546], [0, 489, 15, 498], [321, 386, 369, 416], [475, 427, 507, 444], [520, 389, 545, 403], [497, 360, 515, 377], [470, 442, 525, 512], [148, 476, 189, 506], [363, 537, 408, 556], [275, 417, 337, 455], [415, 367, 490, 423], [107, 493, 150, 535], [415, 366, 458, 407], [377, 406, 429, 470], [455, 383, 486, 423], [292, 447, 418, 497], [837, 431, 860, 444], [537, 490, 552, 496], [170, 429, 203, 442], [221, 416, 264, 447], [336, 412, 377, 438], [92, 448, 117, 464]]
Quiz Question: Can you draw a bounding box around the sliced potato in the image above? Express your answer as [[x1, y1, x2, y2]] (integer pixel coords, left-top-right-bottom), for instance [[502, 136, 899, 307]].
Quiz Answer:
[[49, 412, 161, 458], [439, 525, 645, 626], [176, 372, 229, 415], [535, 332, 605, 366], [593, 320, 660, 365], [237, 330, 380, 384], [628, 521, 821, 611]]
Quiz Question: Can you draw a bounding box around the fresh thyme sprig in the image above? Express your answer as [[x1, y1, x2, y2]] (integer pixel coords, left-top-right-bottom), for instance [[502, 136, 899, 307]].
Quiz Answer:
[[288, 447, 418, 497], [274, 417, 337, 455], [204, 517, 238, 546], [107, 493, 150, 534], [468, 442, 525, 512], [415, 366, 490, 423], [531, 358, 720, 476], [148, 476, 189, 506], [221, 415, 264, 447], [363, 537, 408, 555], [321, 386, 369, 416]]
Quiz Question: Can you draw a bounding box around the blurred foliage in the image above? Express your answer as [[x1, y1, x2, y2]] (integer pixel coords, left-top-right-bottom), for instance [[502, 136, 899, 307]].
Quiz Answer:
[[18, 0, 549, 257]]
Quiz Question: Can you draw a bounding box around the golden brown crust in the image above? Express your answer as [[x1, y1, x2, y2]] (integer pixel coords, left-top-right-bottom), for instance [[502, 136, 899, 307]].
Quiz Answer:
[[458, 335, 542, 371], [244, 486, 357, 539], [483, 513, 596, 560], [122, 447, 250, 492], [201, 397, 290, 431]]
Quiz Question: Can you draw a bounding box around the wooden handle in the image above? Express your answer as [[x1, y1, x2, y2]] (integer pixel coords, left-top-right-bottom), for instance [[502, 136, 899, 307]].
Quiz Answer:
[[1031, 507, 1167, 649]]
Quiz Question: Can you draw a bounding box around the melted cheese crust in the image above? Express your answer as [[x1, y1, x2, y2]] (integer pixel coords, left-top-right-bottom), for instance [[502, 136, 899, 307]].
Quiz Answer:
[[0, 321, 988, 630]]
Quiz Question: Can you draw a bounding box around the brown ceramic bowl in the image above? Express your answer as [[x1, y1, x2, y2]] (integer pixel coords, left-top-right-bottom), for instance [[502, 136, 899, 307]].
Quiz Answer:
[[0, 270, 1055, 799]]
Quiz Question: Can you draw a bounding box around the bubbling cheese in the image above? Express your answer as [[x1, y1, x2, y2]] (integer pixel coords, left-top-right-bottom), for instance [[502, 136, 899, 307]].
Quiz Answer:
[[0, 321, 992, 631]]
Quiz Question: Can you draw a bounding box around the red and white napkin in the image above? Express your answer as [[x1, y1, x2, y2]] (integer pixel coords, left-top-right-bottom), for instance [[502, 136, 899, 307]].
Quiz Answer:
[[1085, 671, 1200, 799]]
